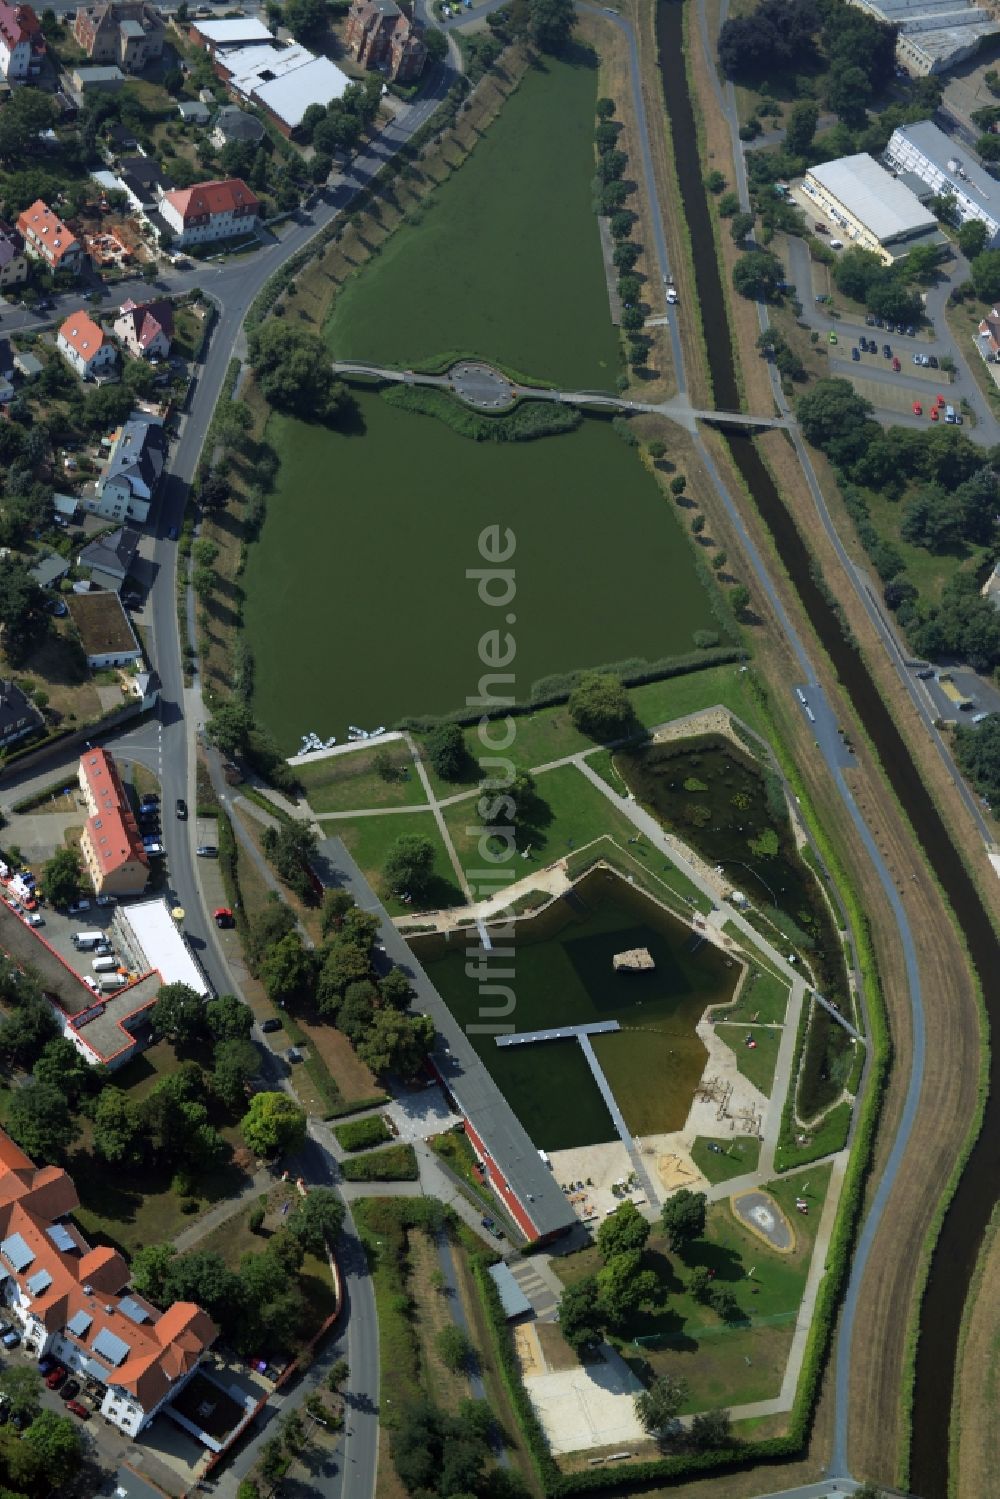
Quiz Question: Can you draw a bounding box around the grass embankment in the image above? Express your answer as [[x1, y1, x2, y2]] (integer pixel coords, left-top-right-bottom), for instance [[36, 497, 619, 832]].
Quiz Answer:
[[340, 1144, 418, 1181], [295, 741, 427, 814], [690, 1135, 762, 1184], [327, 54, 620, 389]]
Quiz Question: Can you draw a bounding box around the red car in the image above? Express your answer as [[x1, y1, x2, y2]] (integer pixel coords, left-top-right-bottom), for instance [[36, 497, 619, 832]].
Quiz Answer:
[[44, 1366, 66, 1390], [912, 401, 922, 416], [65, 1400, 89, 1420], [930, 406, 939, 420], [214, 907, 235, 930], [891, 356, 901, 372]]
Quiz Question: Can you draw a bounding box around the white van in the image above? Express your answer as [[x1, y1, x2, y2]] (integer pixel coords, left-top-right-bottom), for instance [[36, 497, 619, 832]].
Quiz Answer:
[[92, 956, 119, 973], [945, 404, 956, 423], [99, 974, 127, 991], [73, 931, 104, 951]]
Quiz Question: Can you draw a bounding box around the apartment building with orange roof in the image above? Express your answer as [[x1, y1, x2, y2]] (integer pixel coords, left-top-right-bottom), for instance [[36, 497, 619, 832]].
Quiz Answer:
[[158, 177, 260, 247], [15, 199, 83, 274], [0, 1129, 216, 1436], [77, 747, 148, 896]]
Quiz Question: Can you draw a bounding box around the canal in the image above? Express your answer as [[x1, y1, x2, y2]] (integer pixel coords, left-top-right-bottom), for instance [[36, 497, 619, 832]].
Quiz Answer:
[[656, 2, 1000, 1493]]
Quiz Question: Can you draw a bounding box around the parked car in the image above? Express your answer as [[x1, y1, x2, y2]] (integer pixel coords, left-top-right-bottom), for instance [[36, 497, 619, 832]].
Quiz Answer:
[[95, 894, 116, 907], [913, 353, 922, 365], [176, 799, 188, 820], [851, 347, 860, 361], [45, 1366, 67, 1390], [65, 1400, 89, 1420], [37, 1355, 57, 1375], [24, 912, 43, 927], [930, 405, 939, 421], [143, 842, 165, 857], [892, 356, 901, 372], [214, 907, 235, 929], [196, 845, 218, 858], [913, 401, 923, 415], [168, 525, 179, 541], [60, 1380, 80, 1402], [83, 976, 100, 993], [140, 794, 160, 807], [2, 1329, 21, 1349], [262, 1017, 282, 1033], [67, 899, 91, 916], [865, 313, 875, 324], [927, 354, 938, 368], [827, 330, 838, 344], [882, 344, 892, 358]]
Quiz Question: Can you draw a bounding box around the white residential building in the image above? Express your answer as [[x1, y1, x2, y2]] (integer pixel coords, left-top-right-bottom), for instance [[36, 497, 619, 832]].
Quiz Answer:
[[158, 177, 260, 247], [885, 120, 1000, 246], [57, 310, 118, 380]]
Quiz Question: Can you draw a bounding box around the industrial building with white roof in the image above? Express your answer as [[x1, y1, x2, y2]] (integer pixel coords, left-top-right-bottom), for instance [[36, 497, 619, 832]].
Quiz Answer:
[[885, 119, 1000, 247], [803, 152, 939, 262]]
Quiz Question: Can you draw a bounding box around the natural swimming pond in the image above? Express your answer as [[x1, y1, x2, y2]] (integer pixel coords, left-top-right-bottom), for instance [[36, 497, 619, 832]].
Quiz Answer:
[[412, 868, 739, 1151], [243, 397, 719, 749], [616, 734, 853, 1117]]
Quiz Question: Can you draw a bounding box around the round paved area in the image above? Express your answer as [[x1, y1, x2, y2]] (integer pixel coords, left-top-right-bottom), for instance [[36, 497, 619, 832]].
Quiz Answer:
[[731, 1189, 795, 1252], [450, 360, 516, 410]]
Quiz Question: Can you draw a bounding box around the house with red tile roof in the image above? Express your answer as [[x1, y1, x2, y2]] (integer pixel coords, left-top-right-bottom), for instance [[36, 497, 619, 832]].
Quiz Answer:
[[0, 2, 43, 81], [113, 297, 172, 359], [57, 309, 117, 380], [15, 200, 82, 273], [77, 747, 148, 896], [158, 177, 260, 247], [0, 1129, 216, 1435]]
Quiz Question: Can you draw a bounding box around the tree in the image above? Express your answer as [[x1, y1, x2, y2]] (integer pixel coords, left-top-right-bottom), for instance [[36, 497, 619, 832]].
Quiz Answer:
[[826, 61, 871, 127], [528, 0, 575, 53], [437, 1324, 473, 1372], [0, 1367, 41, 1423], [425, 719, 473, 779], [687, 1265, 712, 1302], [242, 1091, 307, 1157], [6, 1082, 77, 1161], [784, 100, 818, 156], [383, 833, 436, 899], [425, 26, 447, 63], [260, 932, 317, 1007], [596, 97, 616, 119], [320, 888, 355, 935], [730, 583, 751, 615], [597, 1201, 650, 1260], [568, 672, 634, 740], [971, 248, 1000, 303], [205, 993, 254, 1042], [23, 1410, 81, 1488], [689, 1406, 734, 1450], [213, 1038, 260, 1112], [40, 847, 81, 907], [92, 1085, 146, 1165], [660, 1188, 707, 1249], [730, 211, 754, 244], [283, 0, 327, 43], [596, 1250, 656, 1324], [152, 981, 206, 1046], [206, 700, 255, 759], [706, 1283, 740, 1321], [287, 1187, 344, 1255], [732, 249, 784, 301], [647, 439, 666, 461], [0, 87, 56, 160], [358, 1009, 434, 1077], [557, 1277, 604, 1353], [249, 323, 354, 424], [634, 1374, 688, 1443], [131, 1243, 178, 1304], [33, 1037, 90, 1107], [0, 557, 48, 663]]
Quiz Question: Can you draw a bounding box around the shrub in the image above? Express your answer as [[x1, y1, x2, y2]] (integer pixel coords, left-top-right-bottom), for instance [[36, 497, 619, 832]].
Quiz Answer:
[[334, 1114, 392, 1152], [340, 1144, 419, 1181]]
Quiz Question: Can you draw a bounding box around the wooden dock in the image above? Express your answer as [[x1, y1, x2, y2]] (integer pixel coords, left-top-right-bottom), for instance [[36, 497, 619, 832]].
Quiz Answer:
[[613, 947, 655, 972]]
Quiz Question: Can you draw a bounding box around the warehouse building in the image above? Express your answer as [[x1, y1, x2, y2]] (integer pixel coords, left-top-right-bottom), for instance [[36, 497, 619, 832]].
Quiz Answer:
[[803, 153, 938, 262], [848, 0, 1000, 75], [885, 120, 1000, 246]]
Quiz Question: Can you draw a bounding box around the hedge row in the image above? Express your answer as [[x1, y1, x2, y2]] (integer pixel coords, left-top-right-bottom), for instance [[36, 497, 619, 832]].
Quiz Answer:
[[396, 647, 747, 732], [380, 383, 581, 441], [340, 1143, 418, 1181], [334, 1114, 391, 1152]]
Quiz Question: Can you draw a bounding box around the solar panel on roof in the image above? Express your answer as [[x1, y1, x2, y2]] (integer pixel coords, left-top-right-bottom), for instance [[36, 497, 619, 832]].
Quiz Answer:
[[93, 1327, 130, 1367], [47, 1224, 75, 1253], [117, 1296, 150, 1325], [26, 1269, 52, 1296], [67, 1310, 92, 1338], [0, 1233, 34, 1273]]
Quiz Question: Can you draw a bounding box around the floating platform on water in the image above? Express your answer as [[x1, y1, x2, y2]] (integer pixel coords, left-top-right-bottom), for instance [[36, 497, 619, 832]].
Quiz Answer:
[[613, 947, 655, 972]]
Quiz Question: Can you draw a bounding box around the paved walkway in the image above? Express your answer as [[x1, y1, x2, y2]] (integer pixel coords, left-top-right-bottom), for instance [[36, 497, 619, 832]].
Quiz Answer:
[[172, 1168, 274, 1252]]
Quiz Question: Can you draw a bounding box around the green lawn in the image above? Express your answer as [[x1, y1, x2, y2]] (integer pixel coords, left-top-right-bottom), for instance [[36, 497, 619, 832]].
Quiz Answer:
[[715, 1023, 782, 1097], [775, 1098, 852, 1172], [727, 968, 791, 1025], [332, 807, 464, 914], [419, 663, 765, 800], [245, 399, 718, 751], [327, 57, 620, 388], [689, 1135, 761, 1185], [442, 761, 651, 884], [553, 1165, 833, 1411], [297, 741, 428, 813]]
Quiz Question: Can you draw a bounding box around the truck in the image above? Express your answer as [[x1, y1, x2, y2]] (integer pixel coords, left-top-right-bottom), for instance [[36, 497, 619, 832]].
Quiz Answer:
[[99, 974, 127, 992], [92, 955, 119, 973], [937, 673, 974, 710], [72, 931, 105, 951]]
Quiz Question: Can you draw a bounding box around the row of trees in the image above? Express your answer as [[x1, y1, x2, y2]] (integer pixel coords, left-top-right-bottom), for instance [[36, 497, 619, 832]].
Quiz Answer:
[[831, 244, 931, 325], [591, 98, 653, 372]]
